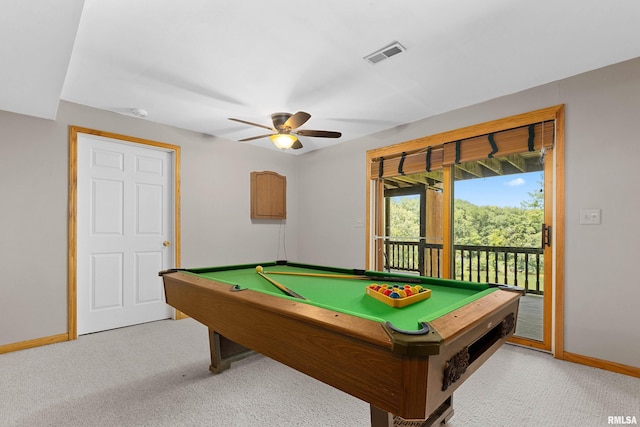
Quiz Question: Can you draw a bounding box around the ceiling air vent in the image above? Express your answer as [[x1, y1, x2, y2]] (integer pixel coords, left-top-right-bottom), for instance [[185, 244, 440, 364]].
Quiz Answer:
[[364, 41, 406, 64]]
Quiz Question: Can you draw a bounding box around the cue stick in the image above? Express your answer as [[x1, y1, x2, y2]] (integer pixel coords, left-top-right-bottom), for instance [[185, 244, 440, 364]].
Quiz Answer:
[[264, 270, 422, 284], [257, 271, 307, 300]]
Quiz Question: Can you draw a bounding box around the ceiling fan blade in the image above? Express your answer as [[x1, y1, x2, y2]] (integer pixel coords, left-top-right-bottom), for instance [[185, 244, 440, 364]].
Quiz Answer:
[[238, 134, 272, 142], [228, 118, 275, 132], [283, 111, 311, 130], [292, 139, 303, 150], [295, 129, 342, 138]]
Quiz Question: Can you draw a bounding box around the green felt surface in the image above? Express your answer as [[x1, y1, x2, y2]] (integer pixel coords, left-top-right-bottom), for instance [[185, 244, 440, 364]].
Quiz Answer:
[[187, 263, 496, 331]]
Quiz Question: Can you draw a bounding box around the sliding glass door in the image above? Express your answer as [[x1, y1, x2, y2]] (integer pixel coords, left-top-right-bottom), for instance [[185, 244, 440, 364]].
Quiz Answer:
[[452, 160, 549, 346], [366, 106, 563, 353]]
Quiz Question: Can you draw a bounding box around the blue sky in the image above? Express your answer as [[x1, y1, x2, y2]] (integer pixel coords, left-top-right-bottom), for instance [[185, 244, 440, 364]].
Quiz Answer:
[[454, 171, 543, 207]]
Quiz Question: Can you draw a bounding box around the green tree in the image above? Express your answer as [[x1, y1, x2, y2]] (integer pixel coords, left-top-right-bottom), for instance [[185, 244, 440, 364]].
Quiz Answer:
[[387, 186, 544, 247], [388, 196, 419, 238], [386, 178, 544, 283]]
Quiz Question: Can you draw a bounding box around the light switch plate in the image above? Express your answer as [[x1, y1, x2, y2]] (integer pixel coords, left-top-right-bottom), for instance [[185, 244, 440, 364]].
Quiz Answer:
[[580, 209, 601, 225]]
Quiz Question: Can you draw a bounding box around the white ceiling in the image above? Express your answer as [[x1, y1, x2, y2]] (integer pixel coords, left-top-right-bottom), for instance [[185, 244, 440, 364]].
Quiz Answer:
[[3, 0, 640, 154]]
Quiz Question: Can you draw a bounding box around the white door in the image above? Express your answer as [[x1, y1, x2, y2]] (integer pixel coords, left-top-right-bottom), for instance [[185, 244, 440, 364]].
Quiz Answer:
[[77, 133, 174, 335]]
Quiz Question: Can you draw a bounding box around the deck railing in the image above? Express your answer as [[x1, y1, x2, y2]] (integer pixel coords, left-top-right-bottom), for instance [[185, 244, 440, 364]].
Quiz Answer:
[[383, 240, 544, 294]]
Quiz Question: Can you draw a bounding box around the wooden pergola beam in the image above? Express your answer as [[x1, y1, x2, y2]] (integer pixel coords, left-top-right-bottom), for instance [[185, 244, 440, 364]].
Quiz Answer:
[[477, 158, 503, 175], [503, 154, 527, 172]]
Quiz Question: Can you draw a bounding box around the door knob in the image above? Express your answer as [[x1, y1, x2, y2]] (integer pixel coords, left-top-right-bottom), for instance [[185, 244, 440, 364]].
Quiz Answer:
[[163, 241, 171, 247]]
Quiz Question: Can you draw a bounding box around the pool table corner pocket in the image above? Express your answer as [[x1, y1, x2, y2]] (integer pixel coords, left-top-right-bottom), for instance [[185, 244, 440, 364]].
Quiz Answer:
[[381, 322, 444, 356]]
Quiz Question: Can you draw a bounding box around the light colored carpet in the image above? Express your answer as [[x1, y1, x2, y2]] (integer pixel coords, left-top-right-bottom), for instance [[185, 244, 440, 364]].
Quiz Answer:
[[1, 319, 637, 427]]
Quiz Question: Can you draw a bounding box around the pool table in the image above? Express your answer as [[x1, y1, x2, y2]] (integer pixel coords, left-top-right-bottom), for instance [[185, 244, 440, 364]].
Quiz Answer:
[[161, 261, 521, 426]]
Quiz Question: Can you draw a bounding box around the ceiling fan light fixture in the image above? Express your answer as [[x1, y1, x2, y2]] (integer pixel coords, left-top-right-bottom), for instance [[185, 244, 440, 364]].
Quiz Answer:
[[270, 133, 297, 149], [229, 111, 339, 151]]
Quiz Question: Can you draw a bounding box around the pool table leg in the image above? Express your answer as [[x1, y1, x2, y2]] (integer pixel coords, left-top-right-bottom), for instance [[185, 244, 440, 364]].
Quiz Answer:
[[370, 397, 454, 427], [208, 329, 255, 374]]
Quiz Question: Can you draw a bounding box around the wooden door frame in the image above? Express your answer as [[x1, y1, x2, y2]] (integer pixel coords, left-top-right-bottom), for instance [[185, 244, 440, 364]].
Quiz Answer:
[[366, 105, 565, 357], [68, 126, 182, 340]]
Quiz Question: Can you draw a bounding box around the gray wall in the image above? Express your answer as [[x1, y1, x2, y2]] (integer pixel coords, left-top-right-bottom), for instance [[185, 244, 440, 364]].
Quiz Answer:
[[296, 57, 640, 368], [1, 57, 639, 369]]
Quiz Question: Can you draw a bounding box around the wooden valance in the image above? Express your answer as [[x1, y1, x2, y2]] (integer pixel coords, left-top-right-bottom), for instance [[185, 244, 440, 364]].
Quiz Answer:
[[370, 121, 554, 180], [371, 146, 445, 179]]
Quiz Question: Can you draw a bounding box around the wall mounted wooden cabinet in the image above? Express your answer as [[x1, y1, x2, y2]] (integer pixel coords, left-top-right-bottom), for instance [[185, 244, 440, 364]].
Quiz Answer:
[[250, 171, 286, 219]]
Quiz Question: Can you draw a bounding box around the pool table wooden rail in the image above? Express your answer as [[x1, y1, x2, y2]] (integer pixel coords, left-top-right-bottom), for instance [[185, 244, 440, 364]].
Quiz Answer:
[[163, 271, 394, 348], [162, 270, 520, 421]]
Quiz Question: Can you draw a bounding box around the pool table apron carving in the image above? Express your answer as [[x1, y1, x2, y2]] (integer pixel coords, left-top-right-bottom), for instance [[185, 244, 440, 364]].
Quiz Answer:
[[161, 262, 521, 426]]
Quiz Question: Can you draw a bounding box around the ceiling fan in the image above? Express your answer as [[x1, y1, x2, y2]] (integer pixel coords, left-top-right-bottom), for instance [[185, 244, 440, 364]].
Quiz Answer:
[[228, 111, 341, 150]]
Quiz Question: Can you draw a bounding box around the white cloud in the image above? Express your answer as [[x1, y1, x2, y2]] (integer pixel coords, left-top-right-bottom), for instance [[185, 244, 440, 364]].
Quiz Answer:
[[505, 177, 525, 187]]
